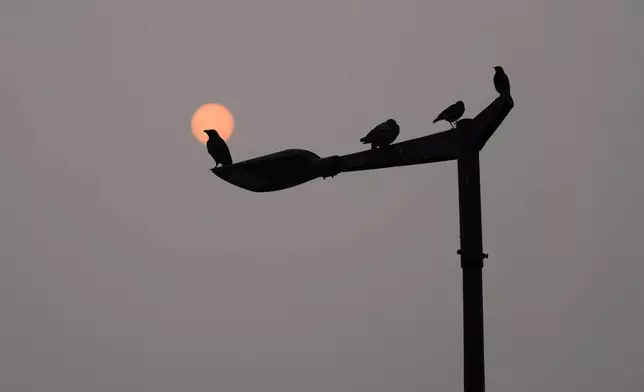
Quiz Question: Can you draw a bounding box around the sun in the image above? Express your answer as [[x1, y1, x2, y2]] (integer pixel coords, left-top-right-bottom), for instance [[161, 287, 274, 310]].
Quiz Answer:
[[191, 103, 235, 144]]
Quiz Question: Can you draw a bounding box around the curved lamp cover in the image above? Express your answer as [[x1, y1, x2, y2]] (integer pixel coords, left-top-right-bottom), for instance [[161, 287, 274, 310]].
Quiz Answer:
[[211, 149, 333, 192]]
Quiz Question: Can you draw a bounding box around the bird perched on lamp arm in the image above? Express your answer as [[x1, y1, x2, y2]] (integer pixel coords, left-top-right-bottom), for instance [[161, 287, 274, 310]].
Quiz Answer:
[[433, 100, 465, 129], [359, 119, 400, 150], [204, 129, 233, 168]]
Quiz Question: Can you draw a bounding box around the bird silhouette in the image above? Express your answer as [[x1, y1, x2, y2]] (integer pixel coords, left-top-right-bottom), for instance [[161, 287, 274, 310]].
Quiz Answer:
[[433, 100, 465, 128], [205, 129, 233, 167], [360, 119, 400, 149], [493, 66, 510, 95]]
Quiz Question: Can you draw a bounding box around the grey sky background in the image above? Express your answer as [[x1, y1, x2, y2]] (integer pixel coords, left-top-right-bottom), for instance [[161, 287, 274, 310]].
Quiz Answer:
[[1, 1, 643, 391]]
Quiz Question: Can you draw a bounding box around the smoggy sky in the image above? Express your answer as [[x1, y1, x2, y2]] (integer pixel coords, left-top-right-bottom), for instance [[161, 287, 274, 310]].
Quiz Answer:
[[1, 1, 643, 391]]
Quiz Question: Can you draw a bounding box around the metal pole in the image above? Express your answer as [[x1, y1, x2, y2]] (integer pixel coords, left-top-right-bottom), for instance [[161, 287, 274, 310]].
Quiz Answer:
[[457, 150, 486, 392]]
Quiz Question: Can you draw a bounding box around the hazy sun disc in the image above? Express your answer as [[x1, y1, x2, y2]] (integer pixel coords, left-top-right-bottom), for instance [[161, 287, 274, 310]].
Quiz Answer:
[[191, 103, 235, 144]]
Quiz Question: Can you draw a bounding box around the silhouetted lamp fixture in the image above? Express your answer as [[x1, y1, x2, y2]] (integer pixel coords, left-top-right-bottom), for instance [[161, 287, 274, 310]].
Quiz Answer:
[[212, 86, 514, 392]]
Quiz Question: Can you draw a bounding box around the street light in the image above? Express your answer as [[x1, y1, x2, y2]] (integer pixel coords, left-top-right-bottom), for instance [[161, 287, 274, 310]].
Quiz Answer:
[[212, 88, 514, 392]]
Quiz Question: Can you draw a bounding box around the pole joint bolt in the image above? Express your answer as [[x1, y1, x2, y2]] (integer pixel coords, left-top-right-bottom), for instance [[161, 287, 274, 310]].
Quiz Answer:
[[457, 249, 489, 259]]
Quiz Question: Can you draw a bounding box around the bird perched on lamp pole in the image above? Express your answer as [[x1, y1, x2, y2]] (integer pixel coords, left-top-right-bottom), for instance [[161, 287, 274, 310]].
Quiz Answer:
[[493, 66, 511, 95], [433, 100, 465, 129], [359, 119, 400, 149], [205, 129, 233, 167]]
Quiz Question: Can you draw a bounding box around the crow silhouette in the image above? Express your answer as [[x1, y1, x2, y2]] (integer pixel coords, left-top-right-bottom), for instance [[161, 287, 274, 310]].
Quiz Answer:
[[360, 119, 400, 149], [433, 100, 465, 128], [205, 129, 233, 167], [493, 66, 510, 95]]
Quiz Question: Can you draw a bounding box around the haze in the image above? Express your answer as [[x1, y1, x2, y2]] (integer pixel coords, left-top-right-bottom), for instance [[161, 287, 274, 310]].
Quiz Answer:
[[1, 1, 643, 391]]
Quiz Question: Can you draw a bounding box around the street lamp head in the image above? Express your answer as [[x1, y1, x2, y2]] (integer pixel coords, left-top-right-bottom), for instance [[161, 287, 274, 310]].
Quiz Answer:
[[211, 149, 330, 192]]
